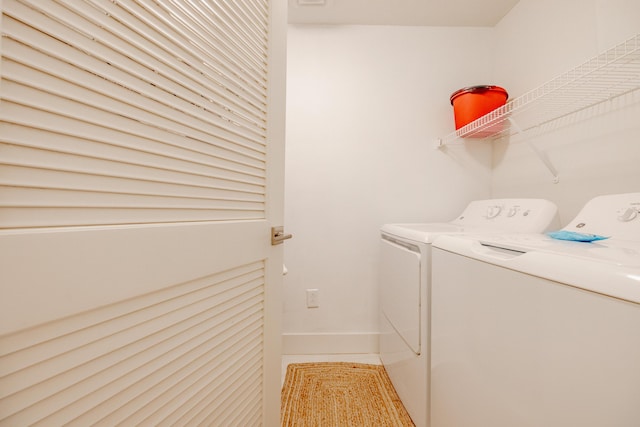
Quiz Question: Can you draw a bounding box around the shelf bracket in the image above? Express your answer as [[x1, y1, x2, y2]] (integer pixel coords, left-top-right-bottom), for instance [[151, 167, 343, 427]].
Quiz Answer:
[[507, 118, 559, 184]]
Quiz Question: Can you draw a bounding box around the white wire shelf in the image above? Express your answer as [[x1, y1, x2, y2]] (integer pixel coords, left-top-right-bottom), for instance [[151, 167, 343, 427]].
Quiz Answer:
[[436, 33, 640, 147]]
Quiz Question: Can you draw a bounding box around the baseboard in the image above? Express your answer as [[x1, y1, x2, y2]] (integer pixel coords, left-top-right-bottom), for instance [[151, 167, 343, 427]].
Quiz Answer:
[[282, 332, 379, 355]]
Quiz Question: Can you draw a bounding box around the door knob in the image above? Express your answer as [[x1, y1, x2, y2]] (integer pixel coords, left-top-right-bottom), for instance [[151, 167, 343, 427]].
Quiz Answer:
[[271, 226, 293, 245]]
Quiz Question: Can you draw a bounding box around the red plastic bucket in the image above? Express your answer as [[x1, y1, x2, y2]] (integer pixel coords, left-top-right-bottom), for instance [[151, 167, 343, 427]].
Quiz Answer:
[[450, 85, 508, 130]]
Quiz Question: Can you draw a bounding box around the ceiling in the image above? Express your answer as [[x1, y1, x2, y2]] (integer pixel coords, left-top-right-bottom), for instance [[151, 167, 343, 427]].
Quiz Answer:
[[288, 0, 521, 27]]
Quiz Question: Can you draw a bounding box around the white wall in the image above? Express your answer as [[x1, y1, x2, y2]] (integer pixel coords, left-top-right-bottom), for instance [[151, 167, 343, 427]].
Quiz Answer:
[[283, 25, 494, 353], [491, 0, 640, 223], [283, 0, 640, 353]]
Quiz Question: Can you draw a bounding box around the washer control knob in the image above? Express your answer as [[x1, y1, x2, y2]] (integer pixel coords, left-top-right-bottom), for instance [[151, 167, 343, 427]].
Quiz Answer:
[[486, 205, 502, 219], [617, 207, 638, 222], [507, 206, 519, 217]]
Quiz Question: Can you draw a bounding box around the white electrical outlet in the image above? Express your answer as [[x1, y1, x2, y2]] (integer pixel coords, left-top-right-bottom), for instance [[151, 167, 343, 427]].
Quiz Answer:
[[306, 289, 319, 308], [297, 0, 326, 5]]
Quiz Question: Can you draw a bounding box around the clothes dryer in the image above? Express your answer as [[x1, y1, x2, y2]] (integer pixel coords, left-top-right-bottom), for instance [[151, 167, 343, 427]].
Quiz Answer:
[[431, 192, 640, 427], [379, 199, 559, 427]]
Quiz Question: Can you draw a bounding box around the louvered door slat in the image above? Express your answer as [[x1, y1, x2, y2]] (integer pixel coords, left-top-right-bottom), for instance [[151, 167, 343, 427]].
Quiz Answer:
[[0, 263, 264, 366], [182, 354, 263, 426], [1, 50, 266, 157], [110, 333, 262, 426], [65, 317, 264, 426], [184, 0, 268, 61], [3, 34, 264, 153], [133, 0, 268, 93], [215, 385, 263, 427], [13, 0, 268, 136], [0, 164, 264, 203], [81, 0, 268, 125], [146, 0, 267, 86], [0, 281, 264, 398], [0, 187, 265, 212], [0, 263, 265, 426], [1, 0, 271, 228], [0, 278, 263, 403], [132, 336, 261, 425], [0, 137, 264, 190], [220, 1, 268, 47], [80, 0, 268, 122], [0, 136, 264, 190], [0, 104, 265, 170]]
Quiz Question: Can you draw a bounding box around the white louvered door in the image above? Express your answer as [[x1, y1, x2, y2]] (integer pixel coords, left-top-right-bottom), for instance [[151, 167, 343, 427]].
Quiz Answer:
[[0, 0, 286, 425]]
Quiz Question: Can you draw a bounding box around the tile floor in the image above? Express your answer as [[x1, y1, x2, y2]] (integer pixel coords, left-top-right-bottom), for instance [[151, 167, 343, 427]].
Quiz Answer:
[[281, 353, 381, 386]]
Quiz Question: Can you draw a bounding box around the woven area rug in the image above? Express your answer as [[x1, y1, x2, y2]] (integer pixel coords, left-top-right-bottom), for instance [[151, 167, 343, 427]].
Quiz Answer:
[[281, 362, 415, 426]]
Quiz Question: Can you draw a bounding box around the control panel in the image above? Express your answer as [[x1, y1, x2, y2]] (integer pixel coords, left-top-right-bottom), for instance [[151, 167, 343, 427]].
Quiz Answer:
[[452, 199, 560, 233], [565, 193, 640, 240], [617, 206, 638, 222]]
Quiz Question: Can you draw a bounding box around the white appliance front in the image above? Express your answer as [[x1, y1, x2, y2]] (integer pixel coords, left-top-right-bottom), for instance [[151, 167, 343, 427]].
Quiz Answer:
[[379, 198, 559, 427], [430, 192, 640, 427], [380, 236, 424, 354]]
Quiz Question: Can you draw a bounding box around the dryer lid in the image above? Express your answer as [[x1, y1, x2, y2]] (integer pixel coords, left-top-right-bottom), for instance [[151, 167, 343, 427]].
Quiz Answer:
[[381, 223, 465, 243], [381, 198, 559, 243]]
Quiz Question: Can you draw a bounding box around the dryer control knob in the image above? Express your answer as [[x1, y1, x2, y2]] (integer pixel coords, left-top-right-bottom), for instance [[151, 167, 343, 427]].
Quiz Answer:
[[617, 207, 638, 222], [486, 205, 502, 219], [507, 206, 519, 217]]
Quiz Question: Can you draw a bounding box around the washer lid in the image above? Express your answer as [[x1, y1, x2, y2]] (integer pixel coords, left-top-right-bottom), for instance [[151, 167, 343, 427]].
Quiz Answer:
[[477, 234, 640, 268], [431, 193, 640, 304], [434, 233, 640, 304]]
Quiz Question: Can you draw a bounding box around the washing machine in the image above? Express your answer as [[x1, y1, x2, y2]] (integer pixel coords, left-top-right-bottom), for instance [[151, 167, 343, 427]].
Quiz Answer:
[[430, 192, 640, 427], [379, 199, 559, 427]]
